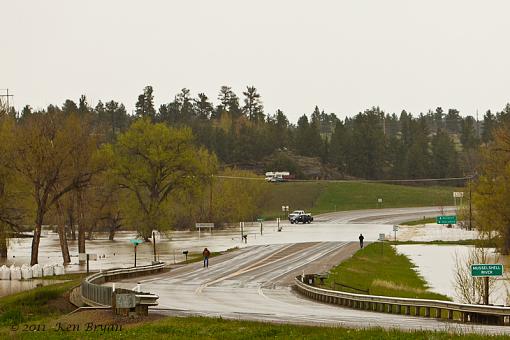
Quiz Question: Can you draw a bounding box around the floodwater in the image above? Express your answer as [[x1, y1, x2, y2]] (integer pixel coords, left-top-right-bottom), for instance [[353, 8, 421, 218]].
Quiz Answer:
[[0, 279, 65, 298], [0, 220, 393, 297], [396, 244, 510, 305], [1, 221, 394, 271]]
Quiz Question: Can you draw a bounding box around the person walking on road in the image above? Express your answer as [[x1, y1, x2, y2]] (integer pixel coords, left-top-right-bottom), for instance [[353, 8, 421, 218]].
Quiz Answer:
[[203, 247, 211, 268], [359, 234, 364, 248]]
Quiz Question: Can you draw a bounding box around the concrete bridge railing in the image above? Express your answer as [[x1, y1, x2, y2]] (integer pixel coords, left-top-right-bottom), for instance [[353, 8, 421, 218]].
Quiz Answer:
[[295, 275, 510, 325], [81, 262, 165, 315]]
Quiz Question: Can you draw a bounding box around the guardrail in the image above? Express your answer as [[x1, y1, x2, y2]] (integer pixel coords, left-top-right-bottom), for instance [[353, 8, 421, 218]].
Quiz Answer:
[[81, 262, 165, 314], [295, 275, 510, 325]]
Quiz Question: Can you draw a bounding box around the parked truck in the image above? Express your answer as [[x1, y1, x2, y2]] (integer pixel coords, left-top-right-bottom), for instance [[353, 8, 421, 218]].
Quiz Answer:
[[288, 210, 313, 224]]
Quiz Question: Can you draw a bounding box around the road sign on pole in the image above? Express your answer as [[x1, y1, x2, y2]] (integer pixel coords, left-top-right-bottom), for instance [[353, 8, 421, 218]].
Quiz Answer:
[[436, 215, 457, 224], [471, 264, 503, 277], [471, 264, 503, 305], [393, 225, 399, 241], [130, 239, 143, 267]]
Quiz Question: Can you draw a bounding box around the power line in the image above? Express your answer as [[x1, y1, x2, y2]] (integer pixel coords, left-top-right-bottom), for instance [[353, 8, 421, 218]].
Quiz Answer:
[[213, 175, 472, 183]]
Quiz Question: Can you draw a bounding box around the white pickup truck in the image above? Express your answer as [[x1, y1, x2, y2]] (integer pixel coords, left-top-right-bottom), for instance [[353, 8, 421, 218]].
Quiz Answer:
[[288, 210, 313, 224]]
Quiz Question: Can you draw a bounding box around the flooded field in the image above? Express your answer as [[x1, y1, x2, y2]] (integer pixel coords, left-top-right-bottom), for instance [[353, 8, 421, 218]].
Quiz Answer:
[[1, 221, 394, 272], [396, 244, 510, 305]]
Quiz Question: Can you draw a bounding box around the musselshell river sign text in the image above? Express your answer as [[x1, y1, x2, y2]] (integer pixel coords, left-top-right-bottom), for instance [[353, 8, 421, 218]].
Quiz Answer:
[[471, 264, 503, 277]]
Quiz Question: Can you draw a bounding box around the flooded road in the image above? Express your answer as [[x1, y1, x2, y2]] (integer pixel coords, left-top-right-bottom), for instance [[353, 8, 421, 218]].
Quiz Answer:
[[0, 206, 477, 299], [1, 220, 395, 272]]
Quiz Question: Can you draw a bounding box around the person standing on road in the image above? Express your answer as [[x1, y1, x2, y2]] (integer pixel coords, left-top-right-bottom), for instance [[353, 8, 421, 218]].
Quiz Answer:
[[203, 247, 211, 268], [359, 234, 364, 248]]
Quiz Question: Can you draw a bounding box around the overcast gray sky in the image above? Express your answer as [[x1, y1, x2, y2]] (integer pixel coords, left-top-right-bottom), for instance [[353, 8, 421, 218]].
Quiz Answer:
[[3, 0, 510, 122]]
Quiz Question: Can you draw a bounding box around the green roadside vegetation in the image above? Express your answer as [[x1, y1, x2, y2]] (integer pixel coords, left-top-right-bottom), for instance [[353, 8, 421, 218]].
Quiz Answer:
[[401, 217, 437, 226], [0, 276, 83, 327], [179, 247, 239, 264], [323, 242, 449, 300], [389, 239, 498, 247], [1, 315, 507, 340], [260, 181, 455, 218]]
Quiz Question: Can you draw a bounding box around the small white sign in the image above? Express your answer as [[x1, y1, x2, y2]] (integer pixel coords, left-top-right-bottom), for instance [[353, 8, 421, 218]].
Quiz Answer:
[[196, 223, 214, 229], [453, 192, 464, 198], [378, 233, 385, 241], [378, 198, 383, 203], [393, 225, 399, 232]]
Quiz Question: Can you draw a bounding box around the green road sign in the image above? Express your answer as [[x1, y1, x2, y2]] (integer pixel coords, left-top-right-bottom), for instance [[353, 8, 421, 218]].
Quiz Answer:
[[436, 215, 457, 224], [471, 264, 503, 277], [130, 239, 143, 245]]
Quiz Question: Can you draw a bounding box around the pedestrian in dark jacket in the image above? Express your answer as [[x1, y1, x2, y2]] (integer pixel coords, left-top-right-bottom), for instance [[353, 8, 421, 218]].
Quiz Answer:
[[359, 234, 364, 248], [203, 248, 211, 268]]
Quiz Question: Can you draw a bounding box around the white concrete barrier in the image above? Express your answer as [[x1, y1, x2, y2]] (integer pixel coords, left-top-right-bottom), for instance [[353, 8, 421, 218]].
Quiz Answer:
[[0, 265, 10, 280], [32, 264, 43, 278], [21, 264, 33, 279], [42, 264, 54, 277], [10, 265, 22, 280], [54, 264, 65, 275]]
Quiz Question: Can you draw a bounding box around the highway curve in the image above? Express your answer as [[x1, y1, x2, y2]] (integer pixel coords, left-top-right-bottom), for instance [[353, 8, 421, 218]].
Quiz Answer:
[[105, 207, 510, 335]]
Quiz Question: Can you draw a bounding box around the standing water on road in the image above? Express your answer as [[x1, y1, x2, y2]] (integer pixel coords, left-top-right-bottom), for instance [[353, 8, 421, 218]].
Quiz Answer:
[[2, 222, 394, 270], [395, 244, 510, 305]]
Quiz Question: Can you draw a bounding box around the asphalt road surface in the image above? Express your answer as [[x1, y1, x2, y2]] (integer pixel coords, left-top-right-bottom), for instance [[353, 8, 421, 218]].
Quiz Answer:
[[105, 207, 510, 334]]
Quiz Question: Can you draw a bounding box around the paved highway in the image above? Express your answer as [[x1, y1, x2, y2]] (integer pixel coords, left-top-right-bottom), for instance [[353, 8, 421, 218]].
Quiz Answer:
[[106, 207, 509, 334]]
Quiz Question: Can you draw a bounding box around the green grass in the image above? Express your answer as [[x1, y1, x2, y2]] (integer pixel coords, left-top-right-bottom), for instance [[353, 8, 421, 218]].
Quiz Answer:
[[401, 217, 437, 226], [389, 239, 498, 247], [324, 242, 449, 300], [1, 316, 507, 339], [261, 182, 455, 218], [0, 277, 82, 327], [181, 247, 239, 264]]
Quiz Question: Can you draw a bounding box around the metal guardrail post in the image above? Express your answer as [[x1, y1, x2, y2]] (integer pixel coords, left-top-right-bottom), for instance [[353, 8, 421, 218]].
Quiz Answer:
[[294, 275, 510, 326]]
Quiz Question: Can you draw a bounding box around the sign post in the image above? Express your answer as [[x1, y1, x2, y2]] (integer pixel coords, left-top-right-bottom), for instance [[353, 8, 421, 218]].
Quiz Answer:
[[378, 233, 385, 255], [377, 198, 383, 209], [393, 225, 399, 241], [130, 239, 143, 267], [257, 218, 264, 235], [453, 191, 464, 208], [471, 264, 504, 305], [196, 223, 214, 239], [436, 215, 457, 224]]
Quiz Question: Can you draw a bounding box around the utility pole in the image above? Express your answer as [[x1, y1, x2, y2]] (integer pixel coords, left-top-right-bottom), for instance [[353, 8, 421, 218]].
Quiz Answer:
[[152, 231, 157, 262], [476, 109, 480, 138], [209, 175, 213, 221], [0, 89, 14, 114], [469, 176, 473, 231]]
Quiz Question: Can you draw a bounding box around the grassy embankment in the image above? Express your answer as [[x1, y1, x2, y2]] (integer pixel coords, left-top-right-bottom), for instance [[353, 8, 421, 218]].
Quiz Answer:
[[323, 242, 449, 301], [401, 217, 437, 226], [0, 275, 84, 327], [179, 247, 239, 264], [1, 317, 507, 339], [261, 182, 454, 218]]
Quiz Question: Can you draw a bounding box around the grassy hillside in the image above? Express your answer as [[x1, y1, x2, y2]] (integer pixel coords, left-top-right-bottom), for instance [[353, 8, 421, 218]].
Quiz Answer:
[[261, 181, 455, 218]]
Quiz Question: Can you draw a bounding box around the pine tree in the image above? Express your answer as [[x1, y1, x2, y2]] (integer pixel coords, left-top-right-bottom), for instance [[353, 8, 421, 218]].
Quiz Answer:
[[135, 86, 156, 119], [481, 110, 496, 144], [242, 86, 264, 122]]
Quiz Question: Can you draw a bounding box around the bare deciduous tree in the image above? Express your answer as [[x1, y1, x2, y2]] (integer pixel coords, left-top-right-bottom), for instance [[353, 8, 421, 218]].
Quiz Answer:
[[454, 246, 498, 304]]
